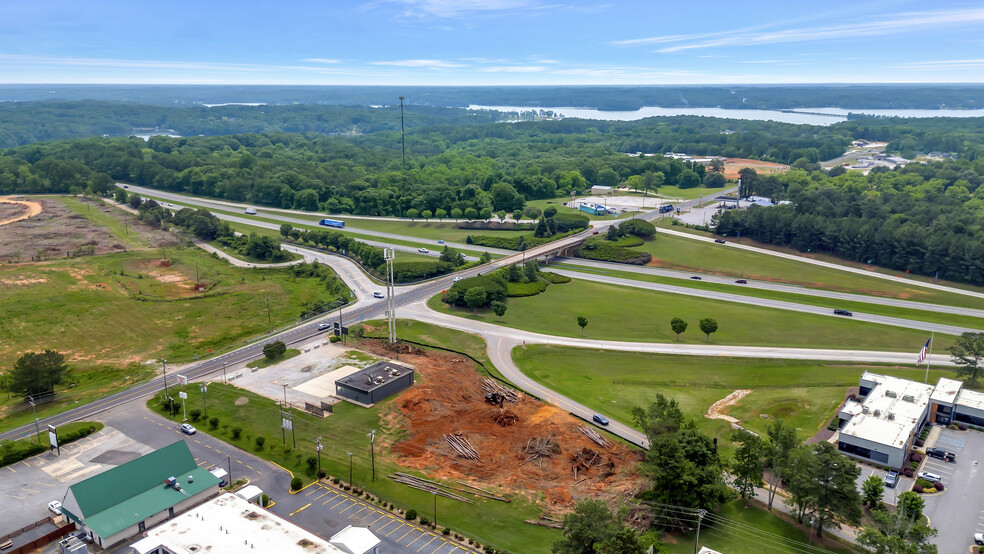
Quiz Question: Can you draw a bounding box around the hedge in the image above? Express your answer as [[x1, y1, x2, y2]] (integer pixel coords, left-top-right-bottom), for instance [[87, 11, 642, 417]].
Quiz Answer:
[[575, 237, 652, 265], [377, 260, 454, 283], [456, 221, 534, 231], [540, 271, 572, 284], [506, 280, 549, 297], [444, 274, 508, 307], [619, 218, 656, 237], [467, 230, 579, 251], [1, 423, 100, 468], [551, 213, 590, 232]]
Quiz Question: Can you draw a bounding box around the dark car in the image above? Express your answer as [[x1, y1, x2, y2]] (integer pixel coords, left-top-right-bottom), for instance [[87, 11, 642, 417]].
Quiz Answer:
[[592, 230, 599, 235], [884, 470, 899, 488], [735, 279, 748, 284], [714, 239, 726, 244], [592, 414, 609, 426], [833, 309, 853, 316], [690, 275, 702, 280], [926, 448, 956, 462]]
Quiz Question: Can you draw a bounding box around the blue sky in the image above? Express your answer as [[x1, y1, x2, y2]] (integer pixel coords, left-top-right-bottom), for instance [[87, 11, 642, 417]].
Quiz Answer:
[[2, 0, 983, 84]]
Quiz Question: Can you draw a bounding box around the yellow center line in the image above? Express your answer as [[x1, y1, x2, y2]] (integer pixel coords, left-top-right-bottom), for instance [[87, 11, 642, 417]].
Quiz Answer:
[[245, 464, 254, 470], [236, 460, 243, 464], [288, 503, 311, 516]]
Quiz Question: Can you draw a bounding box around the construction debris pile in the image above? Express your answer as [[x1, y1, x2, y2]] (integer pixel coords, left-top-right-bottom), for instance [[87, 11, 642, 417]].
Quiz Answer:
[[389, 472, 508, 503], [482, 378, 521, 403], [570, 447, 616, 482], [577, 425, 613, 449], [520, 436, 560, 469], [445, 434, 481, 461], [491, 409, 519, 427]]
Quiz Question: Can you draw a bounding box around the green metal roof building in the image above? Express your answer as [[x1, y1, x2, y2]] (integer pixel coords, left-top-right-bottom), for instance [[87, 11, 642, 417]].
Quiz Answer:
[[60, 440, 220, 549]]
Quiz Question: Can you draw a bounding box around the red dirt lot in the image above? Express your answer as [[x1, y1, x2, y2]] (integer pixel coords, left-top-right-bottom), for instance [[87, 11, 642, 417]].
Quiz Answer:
[[723, 158, 789, 180], [359, 339, 645, 509]]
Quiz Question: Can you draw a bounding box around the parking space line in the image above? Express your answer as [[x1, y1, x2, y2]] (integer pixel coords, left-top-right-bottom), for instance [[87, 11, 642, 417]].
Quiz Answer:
[[304, 488, 319, 497], [313, 491, 332, 501], [417, 535, 437, 552], [245, 464, 254, 470], [351, 504, 369, 517], [396, 527, 417, 542], [236, 459, 243, 465], [21, 488, 39, 493], [368, 513, 386, 527], [430, 541, 454, 554], [407, 531, 429, 547], [4, 466, 14, 473], [376, 517, 398, 533], [197, 460, 209, 466], [338, 501, 359, 514], [6, 494, 24, 500], [329, 497, 350, 510], [37, 482, 56, 488], [322, 494, 339, 505], [385, 522, 404, 537]]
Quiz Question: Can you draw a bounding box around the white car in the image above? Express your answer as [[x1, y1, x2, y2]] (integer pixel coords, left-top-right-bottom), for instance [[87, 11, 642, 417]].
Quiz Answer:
[[317, 322, 331, 331], [453, 277, 461, 283], [180, 423, 197, 435], [917, 471, 941, 482], [373, 292, 385, 299], [975, 533, 984, 546], [48, 500, 62, 515], [418, 248, 429, 254]]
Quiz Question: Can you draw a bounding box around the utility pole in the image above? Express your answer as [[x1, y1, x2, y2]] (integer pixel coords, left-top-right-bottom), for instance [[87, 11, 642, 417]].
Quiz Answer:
[[195, 261, 200, 285], [399, 96, 406, 171], [693, 509, 707, 554], [316, 436, 323, 479], [433, 491, 438, 527], [200, 382, 209, 418], [368, 429, 376, 481], [266, 297, 272, 332], [29, 397, 41, 444], [347, 452, 353, 486], [227, 454, 233, 485], [222, 361, 227, 385], [161, 358, 170, 399], [384, 249, 396, 344]]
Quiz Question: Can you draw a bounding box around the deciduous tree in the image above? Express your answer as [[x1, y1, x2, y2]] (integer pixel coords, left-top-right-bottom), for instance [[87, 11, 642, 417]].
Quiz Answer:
[[577, 316, 588, 336], [491, 301, 507, 319], [670, 318, 687, 341], [950, 332, 984, 384], [699, 318, 718, 342], [464, 287, 487, 313], [10, 350, 69, 397], [730, 429, 764, 499]]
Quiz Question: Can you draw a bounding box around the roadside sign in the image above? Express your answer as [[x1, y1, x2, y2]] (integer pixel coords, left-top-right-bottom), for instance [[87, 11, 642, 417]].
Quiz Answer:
[[179, 391, 187, 399], [177, 375, 188, 385], [48, 425, 58, 452]]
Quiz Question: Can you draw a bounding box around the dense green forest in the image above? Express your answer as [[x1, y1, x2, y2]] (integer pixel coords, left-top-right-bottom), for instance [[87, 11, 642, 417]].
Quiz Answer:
[[716, 161, 984, 285], [839, 117, 984, 160], [2, 84, 983, 110]]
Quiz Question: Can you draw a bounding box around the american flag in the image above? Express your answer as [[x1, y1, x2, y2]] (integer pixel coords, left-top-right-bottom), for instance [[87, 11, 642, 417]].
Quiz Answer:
[[916, 339, 930, 365]]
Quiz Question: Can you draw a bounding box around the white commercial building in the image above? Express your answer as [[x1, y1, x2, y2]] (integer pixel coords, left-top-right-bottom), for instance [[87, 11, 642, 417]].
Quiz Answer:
[[838, 372, 984, 468], [130, 493, 380, 554]]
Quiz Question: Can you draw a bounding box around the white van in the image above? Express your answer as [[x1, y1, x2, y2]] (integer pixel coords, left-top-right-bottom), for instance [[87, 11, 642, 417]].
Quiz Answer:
[[244, 208, 257, 215]]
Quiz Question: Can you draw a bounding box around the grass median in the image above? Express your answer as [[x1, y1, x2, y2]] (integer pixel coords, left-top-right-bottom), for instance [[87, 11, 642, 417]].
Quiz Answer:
[[428, 278, 955, 351]]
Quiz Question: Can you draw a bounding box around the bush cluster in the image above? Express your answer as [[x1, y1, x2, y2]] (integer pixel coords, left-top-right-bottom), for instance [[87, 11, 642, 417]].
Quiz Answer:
[[575, 237, 652, 264], [506, 280, 548, 297], [539, 271, 571, 284]]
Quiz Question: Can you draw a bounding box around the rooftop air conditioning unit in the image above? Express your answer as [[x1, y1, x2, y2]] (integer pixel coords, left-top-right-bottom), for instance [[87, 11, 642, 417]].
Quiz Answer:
[[885, 390, 897, 398], [874, 409, 882, 417], [887, 413, 895, 420], [862, 407, 870, 414], [902, 395, 915, 402]]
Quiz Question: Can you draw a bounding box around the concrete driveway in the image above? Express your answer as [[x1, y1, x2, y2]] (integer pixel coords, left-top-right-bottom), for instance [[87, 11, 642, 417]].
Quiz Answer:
[[921, 428, 984, 553]]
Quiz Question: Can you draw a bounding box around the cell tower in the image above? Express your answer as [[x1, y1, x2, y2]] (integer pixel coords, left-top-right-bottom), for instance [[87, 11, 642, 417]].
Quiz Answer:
[[384, 248, 396, 343]]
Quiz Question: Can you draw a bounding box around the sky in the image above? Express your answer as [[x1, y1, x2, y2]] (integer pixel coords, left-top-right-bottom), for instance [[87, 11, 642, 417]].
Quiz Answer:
[[2, 0, 983, 85]]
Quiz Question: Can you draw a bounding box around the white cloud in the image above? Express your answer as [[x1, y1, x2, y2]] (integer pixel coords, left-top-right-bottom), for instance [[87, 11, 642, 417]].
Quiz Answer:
[[369, 59, 466, 68], [652, 8, 984, 53], [479, 66, 546, 72], [302, 58, 342, 64]]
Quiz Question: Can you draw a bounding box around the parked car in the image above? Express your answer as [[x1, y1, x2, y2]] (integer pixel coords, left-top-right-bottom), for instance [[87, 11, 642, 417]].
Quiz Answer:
[[418, 248, 430, 254], [690, 275, 702, 280], [917, 471, 942, 482], [833, 309, 853, 316], [317, 322, 331, 331], [975, 533, 984, 546], [926, 447, 956, 462], [714, 239, 726, 244], [735, 279, 748, 284], [884, 470, 899, 488], [592, 414, 609, 426], [47, 500, 62, 515], [373, 291, 385, 299], [180, 423, 197, 435]]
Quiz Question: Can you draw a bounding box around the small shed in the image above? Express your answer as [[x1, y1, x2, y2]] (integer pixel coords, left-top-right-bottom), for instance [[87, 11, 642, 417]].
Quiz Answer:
[[335, 362, 414, 406], [590, 185, 613, 195]]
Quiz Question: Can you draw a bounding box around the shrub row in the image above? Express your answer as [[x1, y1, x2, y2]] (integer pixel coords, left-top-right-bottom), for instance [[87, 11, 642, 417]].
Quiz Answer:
[[1, 424, 99, 468], [377, 260, 454, 283], [455, 221, 534, 231], [467, 230, 578, 251], [539, 271, 572, 284], [610, 235, 645, 247], [575, 238, 652, 265], [506, 280, 548, 297]]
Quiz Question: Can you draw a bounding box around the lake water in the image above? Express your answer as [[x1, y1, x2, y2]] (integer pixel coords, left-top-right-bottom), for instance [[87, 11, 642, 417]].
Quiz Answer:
[[468, 105, 984, 126]]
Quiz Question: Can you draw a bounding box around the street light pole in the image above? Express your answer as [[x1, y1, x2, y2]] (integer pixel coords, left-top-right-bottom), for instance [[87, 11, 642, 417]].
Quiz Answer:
[[433, 491, 437, 527], [161, 358, 169, 399], [227, 454, 233, 485], [347, 452, 353, 486], [201, 382, 209, 418], [29, 397, 41, 444], [222, 361, 227, 385], [368, 430, 376, 481], [316, 436, 323, 479]]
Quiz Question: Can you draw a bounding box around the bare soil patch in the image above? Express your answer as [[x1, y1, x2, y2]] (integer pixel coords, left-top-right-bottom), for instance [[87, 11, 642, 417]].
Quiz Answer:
[[359, 339, 645, 509], [705, 389, 752, 426], [723, 158, 789, 180], [0, 196, 43, 225]]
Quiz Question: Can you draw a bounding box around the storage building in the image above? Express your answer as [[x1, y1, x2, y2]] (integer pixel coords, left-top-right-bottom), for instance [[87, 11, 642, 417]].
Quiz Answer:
[[335, 361, 414, 406]]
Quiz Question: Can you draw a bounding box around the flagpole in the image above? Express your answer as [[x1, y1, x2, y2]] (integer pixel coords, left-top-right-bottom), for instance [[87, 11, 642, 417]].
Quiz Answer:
[[925, 331, 934, 383]]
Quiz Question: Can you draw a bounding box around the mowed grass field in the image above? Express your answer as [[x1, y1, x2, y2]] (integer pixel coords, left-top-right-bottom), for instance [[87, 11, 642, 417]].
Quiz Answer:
[[513, 345, 956, 447], [640, 231, 984, 309], [0, 246, 348, 369], [147, 373, 558, 553], [428, 278, 955, 351]]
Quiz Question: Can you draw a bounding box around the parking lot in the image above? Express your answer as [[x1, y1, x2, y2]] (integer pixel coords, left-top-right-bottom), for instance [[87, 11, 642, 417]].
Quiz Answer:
[[286, 481, 475, 554], [921, 428, 984, 553]]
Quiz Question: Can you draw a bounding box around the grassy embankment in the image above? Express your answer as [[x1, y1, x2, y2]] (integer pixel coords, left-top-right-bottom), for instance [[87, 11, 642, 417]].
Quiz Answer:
[[61, 197, 151, 249], [513, 345, 957, 450], [0, 246, 349, 432], [428, 278, 956, 351], [654, 219, 984, 297], [245, 349, 301, 369]]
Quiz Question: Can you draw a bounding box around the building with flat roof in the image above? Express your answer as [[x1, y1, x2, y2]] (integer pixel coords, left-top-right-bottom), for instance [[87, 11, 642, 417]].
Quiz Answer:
[[335, 361, 414, 406], [590, 185, 613, 195], [130, 493, 381, 554], [838, 372, 984, 468], [60, 441, 220, 549]]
